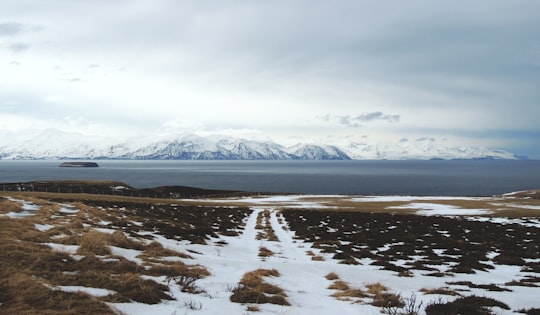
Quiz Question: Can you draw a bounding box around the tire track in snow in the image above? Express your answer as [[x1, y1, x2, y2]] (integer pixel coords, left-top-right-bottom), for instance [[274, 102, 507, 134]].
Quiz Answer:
[[263, 208, 362, 313], [190, 207, 363, 314]]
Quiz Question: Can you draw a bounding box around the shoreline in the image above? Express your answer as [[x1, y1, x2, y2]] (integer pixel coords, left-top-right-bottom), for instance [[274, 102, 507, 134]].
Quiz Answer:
[[1, 179, 539, 199]]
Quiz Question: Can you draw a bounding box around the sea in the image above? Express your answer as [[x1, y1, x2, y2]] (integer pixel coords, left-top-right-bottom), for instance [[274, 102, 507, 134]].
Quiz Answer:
[[1, 160, 539, 196]]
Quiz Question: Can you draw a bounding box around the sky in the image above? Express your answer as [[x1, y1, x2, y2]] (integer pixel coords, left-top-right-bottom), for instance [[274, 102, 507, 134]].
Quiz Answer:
[[1, 0, 539, 157]]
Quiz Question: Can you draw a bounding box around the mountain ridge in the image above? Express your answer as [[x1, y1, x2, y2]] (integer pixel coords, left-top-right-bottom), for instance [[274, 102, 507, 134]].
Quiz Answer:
[[0, 130, 525, 160]]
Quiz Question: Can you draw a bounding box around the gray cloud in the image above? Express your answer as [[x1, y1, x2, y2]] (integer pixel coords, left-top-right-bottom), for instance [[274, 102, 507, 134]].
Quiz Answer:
[[8, 42, 31, 53], [327, 112, 400, 128], [0, 1, 539, 157], [0, 22, 41, 36], [356, 112, 400, 123], [416, 137, 436, 142], [0, 22, 24, 36]]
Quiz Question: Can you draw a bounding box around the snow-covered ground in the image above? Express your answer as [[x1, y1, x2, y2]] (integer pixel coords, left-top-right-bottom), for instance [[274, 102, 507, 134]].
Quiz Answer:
[[77, 198, 540, 313], [2, 193, 539, 314]]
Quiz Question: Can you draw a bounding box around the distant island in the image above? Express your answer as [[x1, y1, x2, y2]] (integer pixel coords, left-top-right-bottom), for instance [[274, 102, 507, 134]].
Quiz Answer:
[[58, 162, 99, 167]]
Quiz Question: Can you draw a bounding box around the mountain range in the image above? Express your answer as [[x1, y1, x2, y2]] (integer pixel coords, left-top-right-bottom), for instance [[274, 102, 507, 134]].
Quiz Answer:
[[0, 129, 525, 160]]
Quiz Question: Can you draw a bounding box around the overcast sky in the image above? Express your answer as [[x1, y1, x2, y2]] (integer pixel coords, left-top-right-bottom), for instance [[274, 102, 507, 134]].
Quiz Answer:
[[1, 0, 539, 157]]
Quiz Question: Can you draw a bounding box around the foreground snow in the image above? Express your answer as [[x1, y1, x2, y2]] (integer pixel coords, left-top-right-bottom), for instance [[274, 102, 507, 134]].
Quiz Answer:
[[4, 192, 539, 314], [108, 196, 539, 314]]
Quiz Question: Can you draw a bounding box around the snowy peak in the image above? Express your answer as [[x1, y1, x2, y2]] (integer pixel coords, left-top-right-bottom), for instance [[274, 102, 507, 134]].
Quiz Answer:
[[125, 136, 348, 160], [288, 144, 351, 160], [0, 130, 524, 160], [343, 138, 522, 160]]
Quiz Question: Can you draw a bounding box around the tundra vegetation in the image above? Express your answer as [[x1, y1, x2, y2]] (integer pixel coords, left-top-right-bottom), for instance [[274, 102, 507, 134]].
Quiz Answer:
[[0, 181, 539, 314]]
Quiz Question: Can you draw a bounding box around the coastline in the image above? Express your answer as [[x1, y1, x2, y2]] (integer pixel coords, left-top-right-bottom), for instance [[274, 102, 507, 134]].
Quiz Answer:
[[1, 159, 539, 196]]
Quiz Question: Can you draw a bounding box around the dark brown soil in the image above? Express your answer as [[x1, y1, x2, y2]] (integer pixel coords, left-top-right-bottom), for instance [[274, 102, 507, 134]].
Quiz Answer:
[[281, 209, 539, 276], [0, 180, 261, 199]]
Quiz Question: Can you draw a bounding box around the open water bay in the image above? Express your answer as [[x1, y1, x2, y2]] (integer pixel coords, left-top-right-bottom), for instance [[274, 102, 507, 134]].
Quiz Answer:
[[1, 160, 539, 196]]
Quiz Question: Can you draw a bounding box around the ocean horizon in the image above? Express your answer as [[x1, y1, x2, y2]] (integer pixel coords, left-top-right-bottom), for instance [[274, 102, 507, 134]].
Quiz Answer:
[[1, 159, 539, 196]]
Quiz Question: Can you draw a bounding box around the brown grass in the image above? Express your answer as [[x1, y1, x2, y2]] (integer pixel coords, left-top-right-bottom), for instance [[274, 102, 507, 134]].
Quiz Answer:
[[420, 287, 461, 296], [0, 190, 253, 314], [332, 289, 368, 300], [109, 230, 143, 250], [104, 273, 173, 304], [149, 261, 209, 278], [328, 278, 367, 300], [366, 282, 388, 296], [0, 272, 115, 314], [0, 217, 118, 314], [325, 272, 340, 281], [425, 295, 510, 315], [258, 246, 274, 258], [77, 230, 112, 256], [328, 280, 350, 291], [311, 255, 325, 261], [372, 292, 405, 308], [254, 209, 279, 241], [0, 197, 25, 214], [3, 188, 539, 313], [139, 241, 192, 259], [264, 195, 540, 217], [230, 269, 289, 306], [246, 305, 261, 312]]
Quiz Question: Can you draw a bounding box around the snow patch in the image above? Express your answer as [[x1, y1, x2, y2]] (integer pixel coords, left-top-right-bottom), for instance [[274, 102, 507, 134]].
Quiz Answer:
[[390, 203, 490, 216]]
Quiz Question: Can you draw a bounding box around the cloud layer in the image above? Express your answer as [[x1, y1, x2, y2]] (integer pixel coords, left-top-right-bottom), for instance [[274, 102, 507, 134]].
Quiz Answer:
[[0, 1, 539, 157]]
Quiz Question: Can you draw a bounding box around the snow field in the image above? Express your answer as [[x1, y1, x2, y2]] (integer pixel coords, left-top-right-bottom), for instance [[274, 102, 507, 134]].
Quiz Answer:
[[3, 193, 539, 314]]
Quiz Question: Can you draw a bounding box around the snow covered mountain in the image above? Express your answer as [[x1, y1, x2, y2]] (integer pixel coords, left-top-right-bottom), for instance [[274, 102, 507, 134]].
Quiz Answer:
[[0, 131, 350, 160], [0, 130, 524, 160], [342, 138, 524, 160]]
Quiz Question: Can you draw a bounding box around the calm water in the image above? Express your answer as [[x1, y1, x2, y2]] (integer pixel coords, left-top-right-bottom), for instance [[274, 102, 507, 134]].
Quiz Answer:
[[1, 160, 539, 196]]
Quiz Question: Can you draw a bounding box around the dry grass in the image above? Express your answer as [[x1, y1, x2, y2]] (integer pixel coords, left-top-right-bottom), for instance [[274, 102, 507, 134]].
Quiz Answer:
[[2, 188, 539, 313], [332, 289, 368, 300], [425, 295, 510, 315], [139, 241, 192, 259], [420, 287, 461, 296], [0, 191, 173, 205], [255, 211, 265, 230], [327, 277, 367, 300], [109, 230, 144, 250], [230, 269, 289, 306], [325, 272, 339, 281], [306, 249, 325, 261], [311, 255, 325, 261], [0, 217, 118, 314], [246, 305, 261, 312], [260, 195, 540, 217], [0, 190, 251, 314], [0, 197, 27, 215], [149, 261, 210, 279], [77, 230, 112, 256], [258, 246, 274, 258], [0, 272, 115, 314], [328, 280, 350, 291], [372, 292, 405, 308], [254, 209, 279, 241], [366, 282, 389, 296], [363, 282, 406, 309], [104, 273, 173, 304]]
